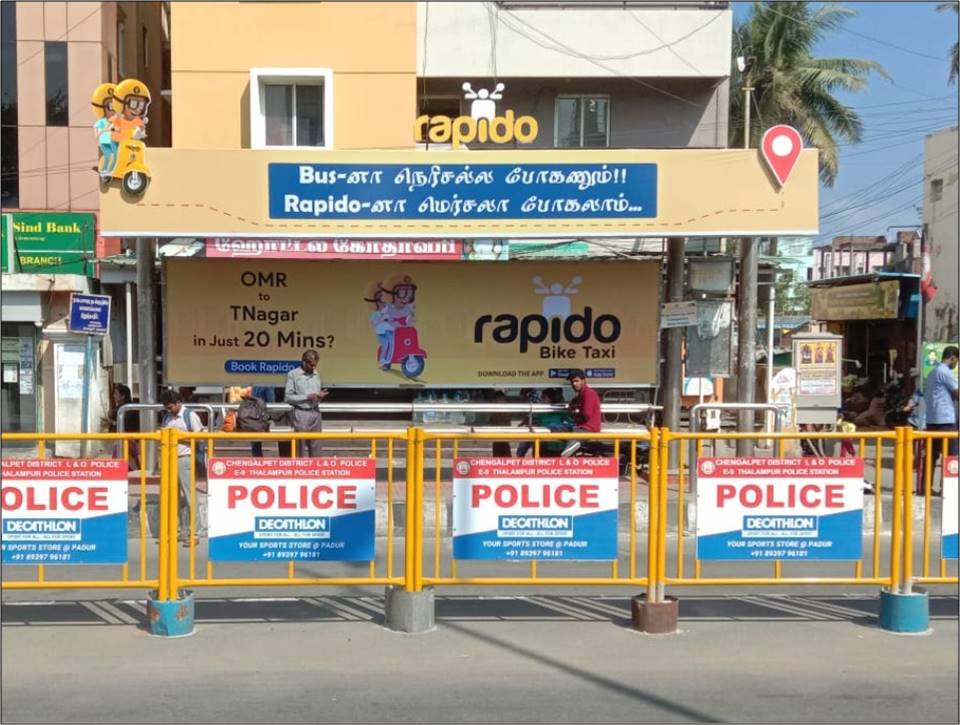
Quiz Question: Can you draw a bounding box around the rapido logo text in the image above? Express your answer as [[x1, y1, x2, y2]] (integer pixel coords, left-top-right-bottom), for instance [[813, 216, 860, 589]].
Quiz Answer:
[[473, 275, 620, 361], [414, 82, 538, 149]]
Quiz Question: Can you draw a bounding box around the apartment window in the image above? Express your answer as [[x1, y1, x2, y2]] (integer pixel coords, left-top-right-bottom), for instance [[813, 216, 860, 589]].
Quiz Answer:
[[250, 68, 333, 149], [44, 41, 69, 126], [555, 95, 609, 148], [931, 178, 944, 202], [1, 1, 16, 208]]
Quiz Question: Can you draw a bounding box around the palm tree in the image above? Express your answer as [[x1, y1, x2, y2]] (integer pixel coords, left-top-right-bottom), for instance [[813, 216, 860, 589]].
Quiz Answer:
[[937, 2, 959, 84], [730, 2, 888, 187]]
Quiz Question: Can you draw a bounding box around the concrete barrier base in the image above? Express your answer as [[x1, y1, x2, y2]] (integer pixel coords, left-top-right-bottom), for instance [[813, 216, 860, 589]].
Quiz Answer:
[[384, 585, 435, 634], [879, 587, 930, 634], [631, 594, 679, 634], [146, 590, 195, 637]]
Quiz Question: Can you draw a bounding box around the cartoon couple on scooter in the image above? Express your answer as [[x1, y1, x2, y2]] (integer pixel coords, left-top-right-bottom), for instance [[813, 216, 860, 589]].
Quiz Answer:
[[90, 79, 151, 195], [364, 273, 427, 379]]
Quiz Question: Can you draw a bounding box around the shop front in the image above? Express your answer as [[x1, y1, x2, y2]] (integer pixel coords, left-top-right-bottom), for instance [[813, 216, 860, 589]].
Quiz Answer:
[[809, 273, 921, 389]]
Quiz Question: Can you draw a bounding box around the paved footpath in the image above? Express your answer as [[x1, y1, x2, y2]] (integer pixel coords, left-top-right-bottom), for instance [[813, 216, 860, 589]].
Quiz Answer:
[[2, 590, 957, 723]]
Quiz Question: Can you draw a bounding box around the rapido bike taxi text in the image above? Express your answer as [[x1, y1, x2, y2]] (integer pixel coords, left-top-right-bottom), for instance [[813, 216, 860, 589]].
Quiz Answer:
[[414, 110, 539, 149]]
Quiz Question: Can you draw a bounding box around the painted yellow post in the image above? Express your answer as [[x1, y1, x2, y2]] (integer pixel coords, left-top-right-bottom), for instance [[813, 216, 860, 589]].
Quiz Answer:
[[890, 428, 904, 593], [404, 427, 416, 592], [677, 439, 685, 580], [387, 438, 394, 579], [414, 427, 425, 592], [140, 439, 148, 582], [157, 428, 170, 601], [434, 440, 442, 579], [923, 436, 934, 579], [168, 427, 181, 600], [658, 428, 670, 601], [872, 438, 882, 578], [646, 428, 660, 600], [189, 440, 197, 579], [903, 428, 915, 594]]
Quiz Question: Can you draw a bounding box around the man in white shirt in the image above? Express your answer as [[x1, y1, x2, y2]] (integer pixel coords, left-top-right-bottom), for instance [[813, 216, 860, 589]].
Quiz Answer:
[[161, 388, 205, 543]]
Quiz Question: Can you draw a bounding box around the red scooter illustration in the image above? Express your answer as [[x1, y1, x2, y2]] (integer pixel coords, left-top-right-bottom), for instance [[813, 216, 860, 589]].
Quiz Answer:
[[379, 325, 427, 379]]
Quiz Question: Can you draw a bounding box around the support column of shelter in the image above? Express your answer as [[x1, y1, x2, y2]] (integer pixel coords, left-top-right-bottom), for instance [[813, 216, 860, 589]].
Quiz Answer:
[[137, 238, 158, 471], [736, 238, 758, 456], [663, 237, 685, 462]]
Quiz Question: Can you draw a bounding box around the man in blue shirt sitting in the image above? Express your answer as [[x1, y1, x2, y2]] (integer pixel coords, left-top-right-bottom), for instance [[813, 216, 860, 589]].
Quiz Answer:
[[923, 345, 959, 493]]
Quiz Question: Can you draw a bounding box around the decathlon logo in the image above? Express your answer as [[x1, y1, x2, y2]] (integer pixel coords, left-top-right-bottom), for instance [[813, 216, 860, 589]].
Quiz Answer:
[[414, 82, 539, 149]]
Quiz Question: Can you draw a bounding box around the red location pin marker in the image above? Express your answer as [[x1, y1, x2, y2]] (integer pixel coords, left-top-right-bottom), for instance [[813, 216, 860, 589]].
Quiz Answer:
[[761, 125, 803, 186]]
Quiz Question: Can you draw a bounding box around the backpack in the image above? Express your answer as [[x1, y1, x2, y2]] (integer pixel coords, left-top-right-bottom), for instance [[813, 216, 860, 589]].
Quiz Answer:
[[237, 397, 270, 432]]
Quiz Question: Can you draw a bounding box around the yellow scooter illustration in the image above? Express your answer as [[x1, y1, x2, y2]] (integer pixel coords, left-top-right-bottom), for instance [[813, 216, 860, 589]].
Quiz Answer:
[[93, 78, 152, 196]]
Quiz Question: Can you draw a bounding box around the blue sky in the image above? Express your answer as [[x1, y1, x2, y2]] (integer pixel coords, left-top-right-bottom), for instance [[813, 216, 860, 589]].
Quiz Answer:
[[732, 1, 959, 246]]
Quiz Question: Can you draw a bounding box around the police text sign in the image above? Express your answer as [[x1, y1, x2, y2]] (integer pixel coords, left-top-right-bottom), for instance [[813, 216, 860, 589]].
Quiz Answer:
[[1, 459, 128, 564], [207, 457, 375, 561], [696, 458, 864, 560], [452, 457, 618, 560]]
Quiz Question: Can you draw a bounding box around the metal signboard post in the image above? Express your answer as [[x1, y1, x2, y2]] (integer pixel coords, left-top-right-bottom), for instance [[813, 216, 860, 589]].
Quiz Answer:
[[68, 293, 112, 456]]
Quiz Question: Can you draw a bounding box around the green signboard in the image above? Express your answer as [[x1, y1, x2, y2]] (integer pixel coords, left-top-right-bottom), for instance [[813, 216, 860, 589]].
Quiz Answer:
[[1, 211, 96, 276], [921, 342, 960, 390]]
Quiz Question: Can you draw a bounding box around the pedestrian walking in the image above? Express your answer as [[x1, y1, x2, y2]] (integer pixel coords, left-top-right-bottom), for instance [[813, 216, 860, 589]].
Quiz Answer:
[[284, 350, 328, 457], [923, 345, 959, 494]]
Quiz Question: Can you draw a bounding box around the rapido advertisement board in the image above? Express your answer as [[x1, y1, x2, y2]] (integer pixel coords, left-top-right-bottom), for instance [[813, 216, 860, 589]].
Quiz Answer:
[[164, 259, 660, 386]]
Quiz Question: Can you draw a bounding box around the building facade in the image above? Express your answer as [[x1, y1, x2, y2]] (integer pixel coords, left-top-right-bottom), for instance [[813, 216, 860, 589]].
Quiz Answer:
[[1, 1, 168, 446], [923, 125, 959, 343]]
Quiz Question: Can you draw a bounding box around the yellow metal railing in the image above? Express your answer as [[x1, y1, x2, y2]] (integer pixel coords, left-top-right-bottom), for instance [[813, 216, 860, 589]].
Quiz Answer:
[[904, 429, 959, 588], [2, 426, 956, 602], [415, 429, 653, 589]]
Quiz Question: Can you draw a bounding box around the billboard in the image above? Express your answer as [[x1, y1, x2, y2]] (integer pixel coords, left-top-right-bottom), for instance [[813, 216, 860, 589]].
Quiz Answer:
[[163, 259, 660, 386]]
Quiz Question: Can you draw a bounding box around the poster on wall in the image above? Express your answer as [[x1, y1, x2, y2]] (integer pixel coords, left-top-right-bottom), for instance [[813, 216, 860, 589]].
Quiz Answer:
[[163, 259, 661, 386], [795, 339, 840, 396]]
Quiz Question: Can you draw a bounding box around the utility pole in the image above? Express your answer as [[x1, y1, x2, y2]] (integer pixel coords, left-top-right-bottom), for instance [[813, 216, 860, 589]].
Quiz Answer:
[[737, 55, 757, 456], [136, 238, 157, 471], [663, 238, 685, 458]]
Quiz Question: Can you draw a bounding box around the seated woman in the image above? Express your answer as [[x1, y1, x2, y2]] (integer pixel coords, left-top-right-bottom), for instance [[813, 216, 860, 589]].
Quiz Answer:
[[516, 388, 574, 458]]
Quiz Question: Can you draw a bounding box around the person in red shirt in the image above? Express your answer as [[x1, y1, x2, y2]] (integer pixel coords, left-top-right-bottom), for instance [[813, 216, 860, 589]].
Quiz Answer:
[[561, 369, 602, 457]]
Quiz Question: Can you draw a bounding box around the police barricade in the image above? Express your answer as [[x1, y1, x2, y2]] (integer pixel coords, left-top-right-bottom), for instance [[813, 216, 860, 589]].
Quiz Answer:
[[167, 428, 411, 596], [413, 429, 653, 590], [654, 429, 903, 598], [904, 429, 959, 588], [1, 432, 163, 592]]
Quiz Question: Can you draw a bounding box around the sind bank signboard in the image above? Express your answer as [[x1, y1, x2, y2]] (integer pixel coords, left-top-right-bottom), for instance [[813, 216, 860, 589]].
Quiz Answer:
[[164, 259, 659, 386], [1, 460, 128, 564], [207, 457, 375, 561], [696, 458, 864, 561], [452, 457, 619, 560]]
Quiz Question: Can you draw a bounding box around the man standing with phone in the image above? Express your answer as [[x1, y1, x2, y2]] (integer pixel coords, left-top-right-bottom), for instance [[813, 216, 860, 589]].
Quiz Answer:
[[285, 349, 328, 457]]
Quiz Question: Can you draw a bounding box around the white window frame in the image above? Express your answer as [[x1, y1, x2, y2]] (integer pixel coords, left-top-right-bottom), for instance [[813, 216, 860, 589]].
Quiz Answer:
[[553, 94, 611, 148], [250, 67, 334, 150]]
